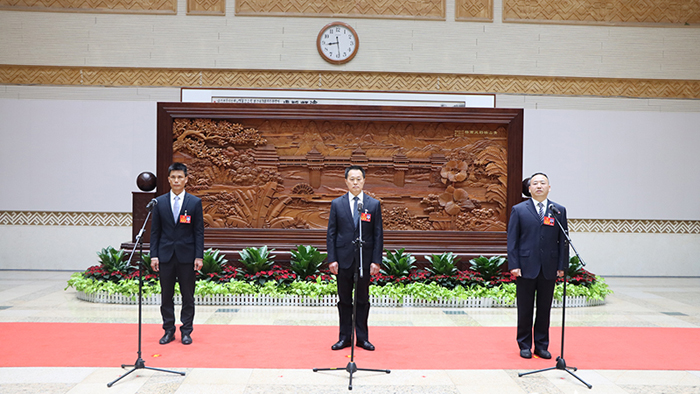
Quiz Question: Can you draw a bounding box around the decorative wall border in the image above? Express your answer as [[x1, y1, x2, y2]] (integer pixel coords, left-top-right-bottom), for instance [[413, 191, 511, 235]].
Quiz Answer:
[[0, 0, 177, 14], [234, 0, 446, 20], [569, 219, 700, 234], [0, 211, 132, 227], [456, 0, 492, 22], [1, 212, 697, 234], [503, 0, 700, 27], [1, 65, 700, 100]]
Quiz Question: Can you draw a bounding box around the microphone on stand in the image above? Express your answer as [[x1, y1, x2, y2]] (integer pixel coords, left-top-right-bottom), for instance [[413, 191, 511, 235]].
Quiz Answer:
[[146, 198, 158, 210], [548, 204, 561, 215], [357, 201, 363, 213]]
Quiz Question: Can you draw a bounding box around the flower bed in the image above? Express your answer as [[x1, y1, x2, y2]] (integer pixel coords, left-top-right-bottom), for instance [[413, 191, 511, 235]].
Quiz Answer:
[[68, 247, 612, 308]]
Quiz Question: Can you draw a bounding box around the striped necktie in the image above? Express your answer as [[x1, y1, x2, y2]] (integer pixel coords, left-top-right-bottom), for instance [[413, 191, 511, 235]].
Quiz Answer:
[[538, 202, 544, 222]]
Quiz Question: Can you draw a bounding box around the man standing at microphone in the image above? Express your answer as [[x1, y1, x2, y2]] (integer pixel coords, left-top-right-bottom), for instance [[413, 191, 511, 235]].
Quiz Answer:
[[150, 162, 204, 345], [327, 165, 383, 351], [507, 172, 568, 359]]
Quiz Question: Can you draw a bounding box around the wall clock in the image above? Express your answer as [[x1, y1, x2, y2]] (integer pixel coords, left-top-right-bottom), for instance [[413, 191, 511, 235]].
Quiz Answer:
[[317, 22, 359, 65]]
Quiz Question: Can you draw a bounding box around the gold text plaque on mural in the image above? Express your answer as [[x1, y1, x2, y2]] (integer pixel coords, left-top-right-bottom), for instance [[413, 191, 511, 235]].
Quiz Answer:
[[0, 0, 176, 14], [503, 0, 700, 26], [235, 0, 445, 20]]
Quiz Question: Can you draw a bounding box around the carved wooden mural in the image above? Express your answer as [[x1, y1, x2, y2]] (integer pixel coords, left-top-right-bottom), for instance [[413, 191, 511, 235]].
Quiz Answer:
[[170, 109, 511, 233]]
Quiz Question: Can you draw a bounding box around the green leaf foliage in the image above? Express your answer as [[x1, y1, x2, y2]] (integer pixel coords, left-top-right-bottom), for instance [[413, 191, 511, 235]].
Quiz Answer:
[[425, 252, 460, 276], [381, 248, 417, 278], [289, 245, 327, 279], [200, 248, 229, 275], [469, 255, 506, 282], [97, 246, 130, 273], [239, 246, 276, 275]]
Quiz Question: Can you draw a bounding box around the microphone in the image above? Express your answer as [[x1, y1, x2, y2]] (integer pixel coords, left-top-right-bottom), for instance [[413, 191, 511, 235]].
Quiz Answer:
[[146, 198, 158, 210], [548, 204, 561, 215], [357, 202, 363, 212]]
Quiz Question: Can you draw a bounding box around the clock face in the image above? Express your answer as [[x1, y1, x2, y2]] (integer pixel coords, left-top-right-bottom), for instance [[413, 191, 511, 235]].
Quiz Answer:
[[317, 22, 359, 65]]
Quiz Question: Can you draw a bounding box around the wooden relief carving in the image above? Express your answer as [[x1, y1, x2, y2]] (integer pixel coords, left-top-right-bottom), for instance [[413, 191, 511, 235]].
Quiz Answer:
[[0, 0, 176, 14], [235, 0, 445, 20], [455, 0, 492, 22], [503, 0, 700, 26], [187, 0, 225, 15], [172, 116, 508, 232]]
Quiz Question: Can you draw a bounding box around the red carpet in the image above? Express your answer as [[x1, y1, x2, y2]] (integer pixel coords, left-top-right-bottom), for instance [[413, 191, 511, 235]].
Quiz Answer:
[[1, 323, 699, 370]]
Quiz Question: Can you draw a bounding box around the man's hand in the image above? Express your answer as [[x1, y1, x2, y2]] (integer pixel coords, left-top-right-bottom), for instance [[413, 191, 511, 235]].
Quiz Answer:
[[557, 270, 565, 277], [510, 268, 521, 277], [329, 261, 338, 275], [151, 257, 160, 272], [194, 258, 203, 271], [370, 263, 380, 276]]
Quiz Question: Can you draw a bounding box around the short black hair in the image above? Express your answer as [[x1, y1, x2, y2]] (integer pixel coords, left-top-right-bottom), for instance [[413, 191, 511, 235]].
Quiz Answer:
[[168, 162, 188, 176], [530, 172, 548, 181], [345, 165, 366, 179]]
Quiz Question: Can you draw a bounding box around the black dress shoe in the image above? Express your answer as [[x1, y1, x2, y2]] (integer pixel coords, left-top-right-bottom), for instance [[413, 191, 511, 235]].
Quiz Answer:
[[181, 333, 193, 345], [331, 339, 351, 350], [534, 349, 551, 359], [159, 332, 175, 345], [356, 340, 375, 351], [520, 349, 532, 359]]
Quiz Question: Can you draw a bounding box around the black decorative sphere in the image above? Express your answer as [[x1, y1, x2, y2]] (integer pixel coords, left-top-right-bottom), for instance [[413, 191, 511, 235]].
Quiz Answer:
[[522, 177, 531, 198], [137, 172, 157, 191]]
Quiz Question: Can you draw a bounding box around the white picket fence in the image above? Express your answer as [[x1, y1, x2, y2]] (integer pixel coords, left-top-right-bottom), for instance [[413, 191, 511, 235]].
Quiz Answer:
[[76, 291, 605, 308]]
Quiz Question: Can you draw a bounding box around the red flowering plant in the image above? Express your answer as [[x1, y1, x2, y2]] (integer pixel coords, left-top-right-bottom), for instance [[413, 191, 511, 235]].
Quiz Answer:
[[304, 268, 335, 283], [369, 273, 398, 286], [557, 256, 597, 286], [243, 265, 297, 286]]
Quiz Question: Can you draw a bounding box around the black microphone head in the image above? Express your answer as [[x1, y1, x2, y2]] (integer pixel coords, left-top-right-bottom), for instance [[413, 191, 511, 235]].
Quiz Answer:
[[151, 198, 158, 205], [548, 204, 561, 214], [357, 202, 364, 211]]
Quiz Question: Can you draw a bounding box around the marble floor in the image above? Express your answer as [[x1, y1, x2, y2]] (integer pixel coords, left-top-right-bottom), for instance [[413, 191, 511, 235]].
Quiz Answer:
[[0, 271, 699, 393]]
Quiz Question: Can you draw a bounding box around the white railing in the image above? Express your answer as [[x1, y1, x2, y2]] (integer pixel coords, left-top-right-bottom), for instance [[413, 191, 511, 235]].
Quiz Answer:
[[76, 291, 605, 308]]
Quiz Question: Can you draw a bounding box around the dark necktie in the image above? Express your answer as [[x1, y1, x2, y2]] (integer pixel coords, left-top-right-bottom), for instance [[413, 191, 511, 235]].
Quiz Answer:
[[538, 202, 544, 222], [353, 196, 360, 228]]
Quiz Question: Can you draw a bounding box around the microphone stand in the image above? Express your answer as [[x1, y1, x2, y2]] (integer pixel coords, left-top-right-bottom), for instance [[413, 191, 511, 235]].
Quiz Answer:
[[108, 202, 185, 387], [518, 208, 592, 389], [314, 203, 391, 390]]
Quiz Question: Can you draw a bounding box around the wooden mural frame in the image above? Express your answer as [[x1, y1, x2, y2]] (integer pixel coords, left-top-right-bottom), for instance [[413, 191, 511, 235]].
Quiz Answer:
[[154, 102, 523, 264]]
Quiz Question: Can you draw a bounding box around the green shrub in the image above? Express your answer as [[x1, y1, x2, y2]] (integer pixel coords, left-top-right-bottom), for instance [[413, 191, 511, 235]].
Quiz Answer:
[[469, 255, 506, 283], [200, 248, 228, 275], [381, 248, 416, 278], [97, 246, 130, 273], [239, 246, 275, 274], [289, 245, 327, 279], [425, 252, 460, 276]]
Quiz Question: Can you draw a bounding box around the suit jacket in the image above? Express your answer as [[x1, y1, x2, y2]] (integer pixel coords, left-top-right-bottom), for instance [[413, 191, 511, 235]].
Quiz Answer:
[[150, 191, 204, 264], [507, 199, 568, 280], [327, 193, 383, 270]]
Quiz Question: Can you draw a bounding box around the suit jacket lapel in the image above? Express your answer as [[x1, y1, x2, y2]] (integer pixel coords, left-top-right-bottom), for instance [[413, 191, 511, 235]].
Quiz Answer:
[[340, 193, 352, 224], [527, 199, 541, 223]]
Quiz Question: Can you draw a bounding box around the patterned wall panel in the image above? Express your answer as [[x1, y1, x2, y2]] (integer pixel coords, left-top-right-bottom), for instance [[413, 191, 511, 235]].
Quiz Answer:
[[235, 0, 445, 20], [455, 0, 492, 22], [503, 0, 700, 26], [2, 65, 700, 100], [187, 0, 225, 15], [0, 211, 132, 226], [569, 219, 700, 234], [0, 0, 176, 14], [1, 211, 696, 234]]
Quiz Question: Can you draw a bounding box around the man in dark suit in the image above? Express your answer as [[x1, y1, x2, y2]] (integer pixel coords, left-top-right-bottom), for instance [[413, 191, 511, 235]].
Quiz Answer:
[[327, 165, 383, 351], [150, 162, 204, 345], [507, 172, 568, 359]]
